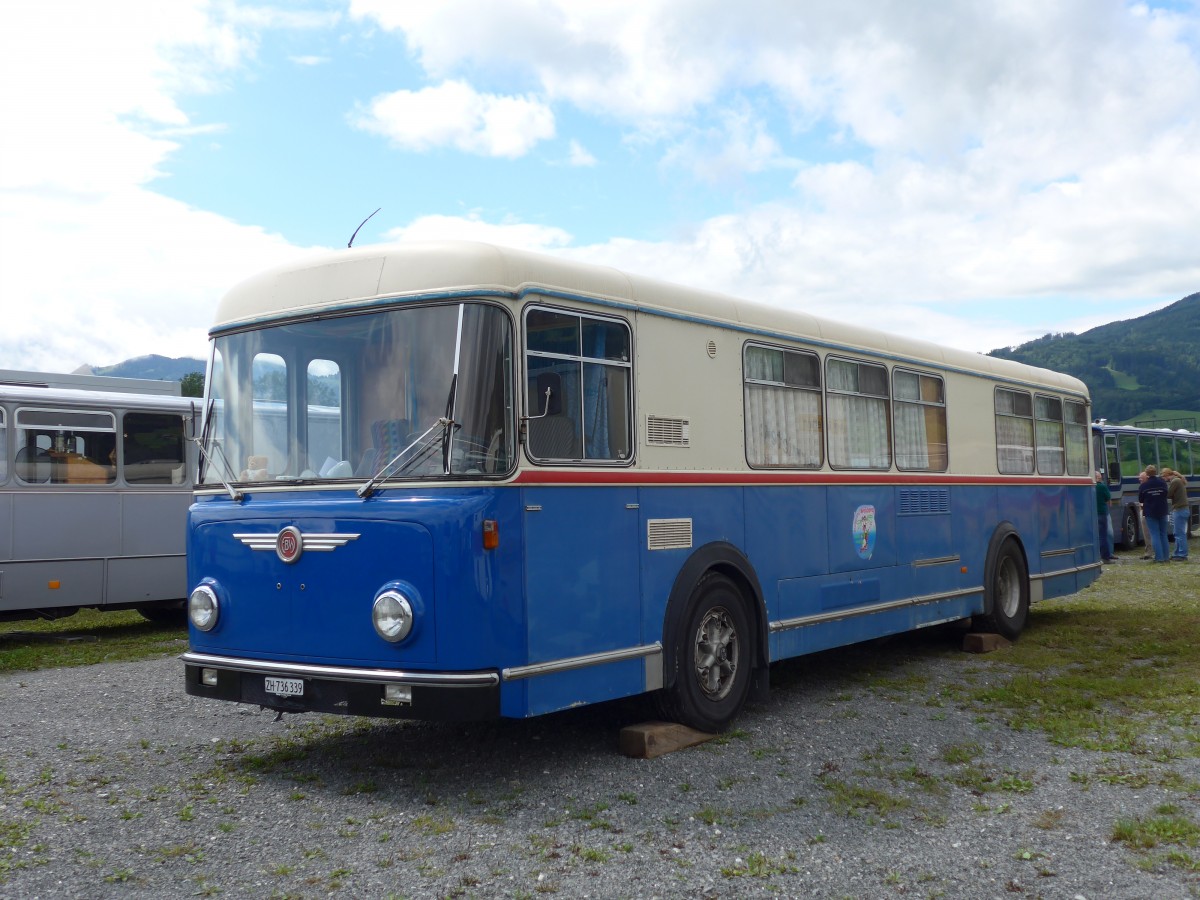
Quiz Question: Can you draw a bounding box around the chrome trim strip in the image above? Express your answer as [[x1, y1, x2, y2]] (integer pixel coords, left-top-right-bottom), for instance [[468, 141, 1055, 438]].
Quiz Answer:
[[180, 651, 498, 687], [1030, 561, 1102, 582], [769, 586, 983, 633], [502, 643, 663, 681], [1039, 548, 1076, 558], [912, 555, 961, 568]]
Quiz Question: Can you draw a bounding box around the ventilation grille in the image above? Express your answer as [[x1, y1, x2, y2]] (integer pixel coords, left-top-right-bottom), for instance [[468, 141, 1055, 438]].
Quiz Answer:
[[646, 415, 690, 447], [898, 488, 951, 516], [647, 518, 693, 551]]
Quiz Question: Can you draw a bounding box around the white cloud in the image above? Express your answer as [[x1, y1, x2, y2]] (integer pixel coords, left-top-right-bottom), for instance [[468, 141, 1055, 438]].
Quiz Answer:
[[0, 0, 314, 371], [0, 188, 312, 371], [567, 140, 597, 167], [350, 80, 555, 157]]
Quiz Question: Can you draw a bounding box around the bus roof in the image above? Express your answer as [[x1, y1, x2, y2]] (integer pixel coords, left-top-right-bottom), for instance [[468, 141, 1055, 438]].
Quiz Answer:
[[213, 241, 1089, 397], [0, 383, 199, 414]]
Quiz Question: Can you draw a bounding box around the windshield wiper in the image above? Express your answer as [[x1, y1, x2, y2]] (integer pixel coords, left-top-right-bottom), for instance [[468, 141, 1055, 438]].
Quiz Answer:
[[357, 417, 453, 499], [187, 405, 241, 504]]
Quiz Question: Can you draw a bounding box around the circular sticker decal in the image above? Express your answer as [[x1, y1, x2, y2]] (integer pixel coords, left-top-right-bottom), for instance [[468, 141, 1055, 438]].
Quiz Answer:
[[852, 505, 876, 560], [276, 526, 303, 564]]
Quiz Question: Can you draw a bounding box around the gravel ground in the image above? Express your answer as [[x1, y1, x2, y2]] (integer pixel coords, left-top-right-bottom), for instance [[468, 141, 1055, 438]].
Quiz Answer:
[[1, 614, 1197, 900]]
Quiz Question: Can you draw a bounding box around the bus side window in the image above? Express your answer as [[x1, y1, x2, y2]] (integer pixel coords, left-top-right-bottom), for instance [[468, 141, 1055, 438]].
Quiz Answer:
[[1035, 395, 1065, 476], [744, 343, 822, 468], [1119, 434, 1140, 480], [524, 307, 631, 463], [1138, 434, 1156, 471], [827, 357, 891, 470], [995, 389, 1034, 475], [893, 369, 947, 472], [0, 408, 6, 482], [1064, 399, 1089, 476], [1105, 437, 1120, 486], [123, 412, 187, 485]]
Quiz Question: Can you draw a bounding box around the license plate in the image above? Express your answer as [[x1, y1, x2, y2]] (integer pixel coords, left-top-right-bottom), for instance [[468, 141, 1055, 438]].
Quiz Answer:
[[264, 677, 304, 697]]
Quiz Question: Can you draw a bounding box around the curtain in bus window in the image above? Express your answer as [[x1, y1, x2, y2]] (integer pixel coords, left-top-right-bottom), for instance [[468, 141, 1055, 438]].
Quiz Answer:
[[1035, 396, 1064, 475], [995, 389, 1034, 474], [827, 359, 890, 469], [893, 371, 947, 471], [744, 345, 822, 468], [1064, 400, 1089, 476], [745, 384, 822, 467], [0, 409, 6, 482]]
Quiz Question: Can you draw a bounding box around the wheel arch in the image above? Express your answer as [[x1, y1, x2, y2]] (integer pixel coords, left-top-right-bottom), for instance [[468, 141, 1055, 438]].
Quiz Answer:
[[981, 521, 1028, 617], [659, 541, 769, 691]]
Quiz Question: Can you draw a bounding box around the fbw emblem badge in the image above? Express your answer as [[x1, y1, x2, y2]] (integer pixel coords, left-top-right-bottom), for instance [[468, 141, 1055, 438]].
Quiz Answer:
[[276, 526, 303, 564]]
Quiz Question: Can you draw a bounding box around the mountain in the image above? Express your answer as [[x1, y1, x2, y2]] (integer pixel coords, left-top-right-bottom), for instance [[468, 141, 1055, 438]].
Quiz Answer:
[[86, 355, 206, 382], [988, 292, 1200, 424]]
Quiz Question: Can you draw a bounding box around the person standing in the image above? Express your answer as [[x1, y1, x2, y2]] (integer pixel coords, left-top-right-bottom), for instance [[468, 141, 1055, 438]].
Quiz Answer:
[[1139, 465, 1171, 563], [1164, 468, 1190, 562], [1095, 471, 1116, 563]]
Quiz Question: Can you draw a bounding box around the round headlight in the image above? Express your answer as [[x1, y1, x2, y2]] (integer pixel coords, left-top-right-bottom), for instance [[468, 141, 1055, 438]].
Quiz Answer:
[[189, 585, 219, 632], [372, 591, 414, 642]]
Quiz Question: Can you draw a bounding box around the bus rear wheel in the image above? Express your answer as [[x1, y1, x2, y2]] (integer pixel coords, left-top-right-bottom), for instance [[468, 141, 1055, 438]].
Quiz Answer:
[[655, 573, 752, 733], [974, 540, 1029, 641], [1120, 507, 1139, 549]]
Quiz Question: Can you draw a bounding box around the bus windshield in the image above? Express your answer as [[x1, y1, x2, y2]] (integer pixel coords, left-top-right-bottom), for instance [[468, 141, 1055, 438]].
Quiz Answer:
[[199, 302, 513, 487]]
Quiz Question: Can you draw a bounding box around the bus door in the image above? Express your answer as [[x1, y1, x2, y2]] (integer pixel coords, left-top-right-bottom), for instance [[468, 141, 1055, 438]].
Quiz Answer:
[[519, 306, 638, 715], [521, 485, 641, 715]]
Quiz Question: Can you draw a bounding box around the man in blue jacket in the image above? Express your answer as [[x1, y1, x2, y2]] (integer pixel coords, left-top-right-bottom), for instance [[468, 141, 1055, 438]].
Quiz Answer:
[[1138, 465, 1171, 563]]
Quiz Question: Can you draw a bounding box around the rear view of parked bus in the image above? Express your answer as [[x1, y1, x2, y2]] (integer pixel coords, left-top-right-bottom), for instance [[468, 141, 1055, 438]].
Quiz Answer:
[[0, 373, 197, 624], [1092, 422, 1200, 548], [183, 242, 1100, 732]]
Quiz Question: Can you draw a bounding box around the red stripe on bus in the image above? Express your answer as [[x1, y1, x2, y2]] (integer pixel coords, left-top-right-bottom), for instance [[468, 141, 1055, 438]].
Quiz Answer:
[[512, 470, 1094, 487]]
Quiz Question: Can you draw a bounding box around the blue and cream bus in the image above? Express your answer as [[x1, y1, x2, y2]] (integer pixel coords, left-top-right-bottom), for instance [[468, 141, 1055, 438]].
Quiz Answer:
[[182, 242, 1101, 732], [1, 371, 197, 624], [1093, 422, 1199, 548]]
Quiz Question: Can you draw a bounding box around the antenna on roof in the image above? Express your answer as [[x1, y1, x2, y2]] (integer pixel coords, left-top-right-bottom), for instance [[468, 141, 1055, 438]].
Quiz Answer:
[[348, 208, 381, 248]]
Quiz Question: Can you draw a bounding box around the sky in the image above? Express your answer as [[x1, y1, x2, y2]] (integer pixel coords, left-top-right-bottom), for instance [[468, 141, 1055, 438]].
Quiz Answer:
[[2, 0, 1199, 374]]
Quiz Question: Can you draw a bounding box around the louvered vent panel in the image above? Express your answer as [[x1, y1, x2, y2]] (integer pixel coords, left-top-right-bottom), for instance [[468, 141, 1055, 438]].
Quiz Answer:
[[646, 415, 690, 447], [647, 518, 693, 551], [898, 488, 951, 516]]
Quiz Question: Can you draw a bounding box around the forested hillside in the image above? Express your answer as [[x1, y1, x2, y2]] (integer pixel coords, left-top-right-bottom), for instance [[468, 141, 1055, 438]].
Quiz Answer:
[[989, 292, 1200, 423], [92, 354, 206, 382]]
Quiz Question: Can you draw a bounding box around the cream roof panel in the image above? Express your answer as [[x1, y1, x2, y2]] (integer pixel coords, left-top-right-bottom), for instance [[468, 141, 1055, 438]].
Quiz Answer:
[[212, 240, 1088, 397]]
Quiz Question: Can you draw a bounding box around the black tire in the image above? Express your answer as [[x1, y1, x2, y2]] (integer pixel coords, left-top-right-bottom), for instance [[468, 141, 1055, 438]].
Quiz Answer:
[[654, 573, 752, 733], [975, 539, 1029, 641], [1120, 507, 1139, 550]]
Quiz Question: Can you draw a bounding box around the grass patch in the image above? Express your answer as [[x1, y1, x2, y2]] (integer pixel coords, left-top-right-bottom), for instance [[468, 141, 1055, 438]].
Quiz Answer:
[[0, 610, 184, 674], [966, 559, 1200, 758]]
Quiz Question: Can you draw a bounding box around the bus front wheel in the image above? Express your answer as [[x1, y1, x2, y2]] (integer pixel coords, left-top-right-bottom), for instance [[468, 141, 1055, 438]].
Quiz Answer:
[[655, 573, 752, 733], [974, 540, 1029, 641]]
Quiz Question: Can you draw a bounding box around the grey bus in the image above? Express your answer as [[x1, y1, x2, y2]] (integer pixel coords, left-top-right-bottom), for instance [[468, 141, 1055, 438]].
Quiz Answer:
[[0, 371, 197, 623]]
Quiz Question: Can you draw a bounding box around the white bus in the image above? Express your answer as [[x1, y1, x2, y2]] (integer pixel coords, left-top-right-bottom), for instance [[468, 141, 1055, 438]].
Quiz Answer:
[[0, 371, 198, 624]]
